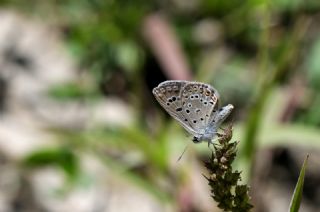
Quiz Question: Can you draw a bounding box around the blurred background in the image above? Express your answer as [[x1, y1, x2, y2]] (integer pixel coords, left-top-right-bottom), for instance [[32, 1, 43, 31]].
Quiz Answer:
[[0, 0, 319, 211]]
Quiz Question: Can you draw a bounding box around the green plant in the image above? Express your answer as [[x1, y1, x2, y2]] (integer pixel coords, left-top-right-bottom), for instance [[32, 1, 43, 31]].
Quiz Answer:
[[204, 125, 253, 211], [289, 155, 309, 212], [203, 124, 309, 212]]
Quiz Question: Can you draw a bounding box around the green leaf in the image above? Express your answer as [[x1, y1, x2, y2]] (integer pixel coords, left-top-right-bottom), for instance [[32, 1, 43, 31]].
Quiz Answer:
[[23, 147, 80, 181], [289, 155, 309, 212], [47, 82, 100, 101]]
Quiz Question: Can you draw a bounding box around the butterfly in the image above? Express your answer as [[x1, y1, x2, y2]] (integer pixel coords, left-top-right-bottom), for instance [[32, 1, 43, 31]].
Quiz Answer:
[[152, 80, 233, 145]]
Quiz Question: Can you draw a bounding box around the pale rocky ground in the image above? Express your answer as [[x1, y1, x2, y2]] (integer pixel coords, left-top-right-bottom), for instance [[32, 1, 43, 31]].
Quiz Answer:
[[0, 10, 165, 212]]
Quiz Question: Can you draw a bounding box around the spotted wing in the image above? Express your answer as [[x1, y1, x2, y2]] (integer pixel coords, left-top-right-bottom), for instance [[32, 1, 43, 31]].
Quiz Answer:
[[180, 82, 219, 133], [152, 80, 198, 135]]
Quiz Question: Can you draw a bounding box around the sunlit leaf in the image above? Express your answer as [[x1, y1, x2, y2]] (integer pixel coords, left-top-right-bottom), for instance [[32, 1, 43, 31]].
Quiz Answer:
[[289, 155, 309, 212]]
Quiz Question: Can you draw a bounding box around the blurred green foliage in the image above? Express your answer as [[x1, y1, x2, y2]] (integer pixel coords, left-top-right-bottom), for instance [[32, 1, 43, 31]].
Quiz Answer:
[[23, 147, 79, 181], [48, 82, 100, 100]]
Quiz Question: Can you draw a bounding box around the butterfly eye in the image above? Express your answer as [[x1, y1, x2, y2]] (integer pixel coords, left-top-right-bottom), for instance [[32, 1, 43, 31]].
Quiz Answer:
[[192, 137, 200, 143]]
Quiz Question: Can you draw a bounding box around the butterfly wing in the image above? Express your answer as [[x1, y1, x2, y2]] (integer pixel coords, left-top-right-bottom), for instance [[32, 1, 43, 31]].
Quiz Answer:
[[180, 82, 220, 133], [152, 80, 198, 135]]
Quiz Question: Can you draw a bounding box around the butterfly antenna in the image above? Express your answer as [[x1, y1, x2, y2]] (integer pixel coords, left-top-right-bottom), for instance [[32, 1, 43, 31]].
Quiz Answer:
[[177, 145, 189, 162]]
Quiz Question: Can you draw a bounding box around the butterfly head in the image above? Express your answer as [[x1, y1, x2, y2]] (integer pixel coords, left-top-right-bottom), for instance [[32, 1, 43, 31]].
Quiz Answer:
[[192, 136, 201, 143], [192, 132, 215, 143]]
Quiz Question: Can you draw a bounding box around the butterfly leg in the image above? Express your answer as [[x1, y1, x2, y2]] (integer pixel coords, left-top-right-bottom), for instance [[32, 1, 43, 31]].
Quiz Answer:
[[217, 132, 224, 137], [207, 138, 215, 148], [208, 140, 219, 151]]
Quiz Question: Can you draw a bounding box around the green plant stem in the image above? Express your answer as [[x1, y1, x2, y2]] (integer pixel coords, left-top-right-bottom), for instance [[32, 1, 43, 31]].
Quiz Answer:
[[241, 16, 310, 172]]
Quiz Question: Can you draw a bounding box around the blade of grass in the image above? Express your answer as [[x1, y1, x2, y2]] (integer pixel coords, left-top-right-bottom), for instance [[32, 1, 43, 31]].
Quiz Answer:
[[289, 155, 309, 212]]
